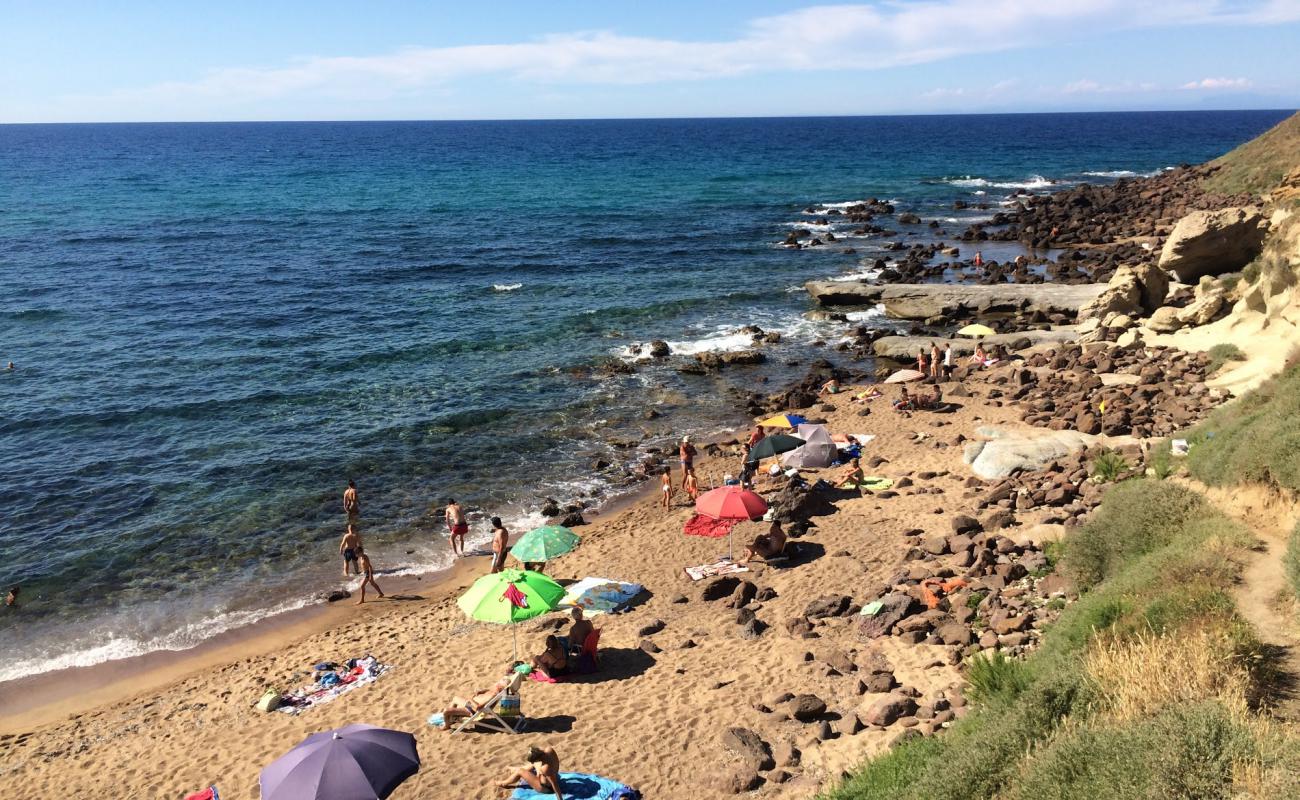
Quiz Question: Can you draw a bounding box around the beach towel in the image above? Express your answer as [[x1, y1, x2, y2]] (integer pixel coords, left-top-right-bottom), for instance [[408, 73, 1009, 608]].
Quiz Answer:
[[560, 577, 646, 616], [511, 772, 641, 800], [683, 514, 737, 539], [839, 476, 893, 492], [184, 788, 219, 800], [275, 656, 391, 715], [684, 559, 750, 581]]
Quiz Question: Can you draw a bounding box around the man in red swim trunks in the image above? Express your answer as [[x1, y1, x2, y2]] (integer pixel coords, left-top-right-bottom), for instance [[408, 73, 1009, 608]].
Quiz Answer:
[[446, 498, 468, 557]]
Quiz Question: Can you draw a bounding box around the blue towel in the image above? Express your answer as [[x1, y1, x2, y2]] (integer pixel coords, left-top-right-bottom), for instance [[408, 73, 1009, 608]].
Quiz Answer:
[[510, 772, 640, 800]]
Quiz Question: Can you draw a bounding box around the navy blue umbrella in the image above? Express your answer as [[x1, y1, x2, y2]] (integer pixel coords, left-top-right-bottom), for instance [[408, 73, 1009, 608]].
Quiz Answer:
[[260, 723, 419, 800]]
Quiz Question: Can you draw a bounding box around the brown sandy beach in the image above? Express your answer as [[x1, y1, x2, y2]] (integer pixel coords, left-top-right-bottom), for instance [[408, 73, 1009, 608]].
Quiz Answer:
[[1, 384, 1047, 799]]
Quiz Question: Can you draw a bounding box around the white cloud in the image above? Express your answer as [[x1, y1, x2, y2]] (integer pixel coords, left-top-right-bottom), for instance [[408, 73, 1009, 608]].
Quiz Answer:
[[1063, 79, 1160, 94], [43, 1, 1300, 120], [1181, 77, 1254, 90]]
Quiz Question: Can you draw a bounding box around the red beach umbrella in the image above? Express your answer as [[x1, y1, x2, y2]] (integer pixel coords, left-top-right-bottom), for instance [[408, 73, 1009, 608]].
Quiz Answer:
[[692, 486, 768, 562], [695, 486, 769, 520]]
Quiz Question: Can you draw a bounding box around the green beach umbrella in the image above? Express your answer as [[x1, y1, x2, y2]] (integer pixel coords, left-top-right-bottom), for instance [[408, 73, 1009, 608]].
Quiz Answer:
[[457, 568, 566, 659], [510, 525, 581, 563], [745, 433, 805, 464]]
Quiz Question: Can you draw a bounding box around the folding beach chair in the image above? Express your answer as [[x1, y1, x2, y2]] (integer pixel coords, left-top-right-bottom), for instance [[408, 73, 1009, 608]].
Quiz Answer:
[[573, 628, 602, 673], [452, 670, 527, 734]]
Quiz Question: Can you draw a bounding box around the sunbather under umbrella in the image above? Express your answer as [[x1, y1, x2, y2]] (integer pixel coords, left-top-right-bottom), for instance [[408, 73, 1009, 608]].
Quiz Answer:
[[691, 485, 769, 561], [260, 723, 418, 800], [458, 568, 565, 660]]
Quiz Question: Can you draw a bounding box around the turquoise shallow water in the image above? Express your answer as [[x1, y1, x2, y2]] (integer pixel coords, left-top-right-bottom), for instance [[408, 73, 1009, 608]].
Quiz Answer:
[[0, 110, 1288, 680]]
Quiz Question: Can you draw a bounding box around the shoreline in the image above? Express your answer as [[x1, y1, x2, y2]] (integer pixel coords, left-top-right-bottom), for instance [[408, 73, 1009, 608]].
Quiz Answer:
[[0, 426, 734, 731]]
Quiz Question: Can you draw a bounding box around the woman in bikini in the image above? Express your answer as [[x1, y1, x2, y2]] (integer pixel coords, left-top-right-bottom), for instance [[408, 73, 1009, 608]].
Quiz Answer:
[[531, 635, 569, 680], [496, 745, 563, 798], [436, 661, 527, 729]]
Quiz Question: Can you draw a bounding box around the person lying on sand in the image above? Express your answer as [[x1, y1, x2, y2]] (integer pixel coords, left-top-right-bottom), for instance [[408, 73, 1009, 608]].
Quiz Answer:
[[496, 745, 563, 798], [436, 661, 528, 729], [339, 524, 362, 577], [531, 635, 569, 679], [355, 546, 384, 604], [742, 520, 787, 563], [852, 387, 883, 402]]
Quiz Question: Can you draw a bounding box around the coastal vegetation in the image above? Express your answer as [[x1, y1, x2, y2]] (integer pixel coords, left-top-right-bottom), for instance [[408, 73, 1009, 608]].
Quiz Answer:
[[1205, 111, 1300, 196], [1187, 363, 1300, 494], [825, 476, 1300, 799]]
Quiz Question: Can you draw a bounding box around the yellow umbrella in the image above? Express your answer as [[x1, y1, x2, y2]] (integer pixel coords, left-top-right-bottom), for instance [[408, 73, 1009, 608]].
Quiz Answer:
[[957, 323, 996, 338], [757, 413, 807, 429]]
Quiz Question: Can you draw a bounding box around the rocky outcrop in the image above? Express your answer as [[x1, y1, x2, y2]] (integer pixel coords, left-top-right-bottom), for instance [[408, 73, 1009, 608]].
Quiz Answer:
[[1158, 207, 1269, 282], [1145, 277, 1231, 333], [1077, 263, 1170, 320], [963, 427, 1107, 480], [806, 281, 1106, 319], [871, 329, 1079, 360]]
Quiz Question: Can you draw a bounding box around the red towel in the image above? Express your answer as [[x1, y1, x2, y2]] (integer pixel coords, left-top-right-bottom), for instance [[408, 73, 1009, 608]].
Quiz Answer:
[[683, 514, 738, 538], [503, 583, 529, 608]]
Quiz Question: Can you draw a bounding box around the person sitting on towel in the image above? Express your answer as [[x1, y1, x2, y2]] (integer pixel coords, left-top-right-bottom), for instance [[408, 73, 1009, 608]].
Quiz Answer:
[[532, 635, 569, 679], [496, 745, 563, 798], [837, 457, 865, 487], [436, 661, 527, 729], [893, 386, 914, 411], [742, 520, 788, 563]]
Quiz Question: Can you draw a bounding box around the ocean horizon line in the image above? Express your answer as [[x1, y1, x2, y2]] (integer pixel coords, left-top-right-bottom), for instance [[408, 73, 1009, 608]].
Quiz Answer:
[[2, 106, 1295, 127]]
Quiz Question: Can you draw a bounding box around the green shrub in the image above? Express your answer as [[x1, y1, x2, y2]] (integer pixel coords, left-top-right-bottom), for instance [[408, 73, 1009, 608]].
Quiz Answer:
[[1008, 701, 1257, 800], [1090, 450, 1129, 483], [1187, 365, 1300, 493], [966, 650, 1031, 704], [966, 590, 987, 610], [1148, 440, 1175, 480], [1206, 342, 1247, 375], [1062, 480, 1207, 588], [1286, 520, 1300, 600]]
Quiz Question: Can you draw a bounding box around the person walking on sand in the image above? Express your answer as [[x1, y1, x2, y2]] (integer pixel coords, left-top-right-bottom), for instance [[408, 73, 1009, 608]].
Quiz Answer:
[[684, 468, 699, 501], [445, 498, 468, 557], [339, 524, 362, 577], [490, 516, 509, 574], [660, 467, 674, 510], [355, 545, 384, 604], [678, 436, 697, 489], [929, 342, 941, 382], [343, 480, 360, 520]]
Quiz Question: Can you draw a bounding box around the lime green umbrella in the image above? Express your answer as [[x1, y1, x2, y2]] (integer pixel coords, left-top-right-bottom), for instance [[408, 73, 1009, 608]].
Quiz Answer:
[[457, 568, 566, 658], [510, 525, 581, 563]]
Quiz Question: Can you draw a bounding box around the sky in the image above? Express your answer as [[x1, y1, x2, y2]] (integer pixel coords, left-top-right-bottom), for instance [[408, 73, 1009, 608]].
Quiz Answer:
[[2, 0, 1299, 123]]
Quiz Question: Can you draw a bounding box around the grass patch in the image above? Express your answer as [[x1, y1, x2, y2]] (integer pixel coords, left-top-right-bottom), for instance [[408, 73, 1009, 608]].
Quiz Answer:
[[822, 478, 1274, 800], [1207, 342, 1247, 375], [1203, 111, 1300, 196], [1286, 521, 1300, 600], [1089, 450, 1129, 483], [1187, 364, 1300, 493]]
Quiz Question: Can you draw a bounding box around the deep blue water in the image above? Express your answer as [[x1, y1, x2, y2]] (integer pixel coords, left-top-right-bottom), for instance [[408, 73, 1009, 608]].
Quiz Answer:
[[0, 110, 1288, 680]]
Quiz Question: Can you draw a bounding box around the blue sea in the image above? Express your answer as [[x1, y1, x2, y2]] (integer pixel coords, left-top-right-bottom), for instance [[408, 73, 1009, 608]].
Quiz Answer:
[[0, 110, 1288, 682]]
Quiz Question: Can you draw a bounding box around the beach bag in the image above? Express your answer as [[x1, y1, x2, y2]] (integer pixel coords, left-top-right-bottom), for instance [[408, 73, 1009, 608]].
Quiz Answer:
[[256, 689, 282, 712]]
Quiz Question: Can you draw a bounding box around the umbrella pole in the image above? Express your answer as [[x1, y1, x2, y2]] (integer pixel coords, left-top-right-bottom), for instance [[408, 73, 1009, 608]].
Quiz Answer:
[[512, 625, 518, 662]]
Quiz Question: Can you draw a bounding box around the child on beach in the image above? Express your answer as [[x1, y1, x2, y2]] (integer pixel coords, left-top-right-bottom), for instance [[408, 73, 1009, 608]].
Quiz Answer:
[[490, 517, 509, 574], [339, 524, 362, 577], [446, 498, 468, 557], [684, 468, 699, 501], [355, 545, 384, 604], [660, 467, 674, 509]]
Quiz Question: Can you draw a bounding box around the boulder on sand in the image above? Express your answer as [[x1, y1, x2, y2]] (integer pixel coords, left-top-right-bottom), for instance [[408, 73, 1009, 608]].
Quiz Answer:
[[963, 426, 1107, 480], [1078, 263, 1169, 319], [1158, 207, 1269, 282]]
